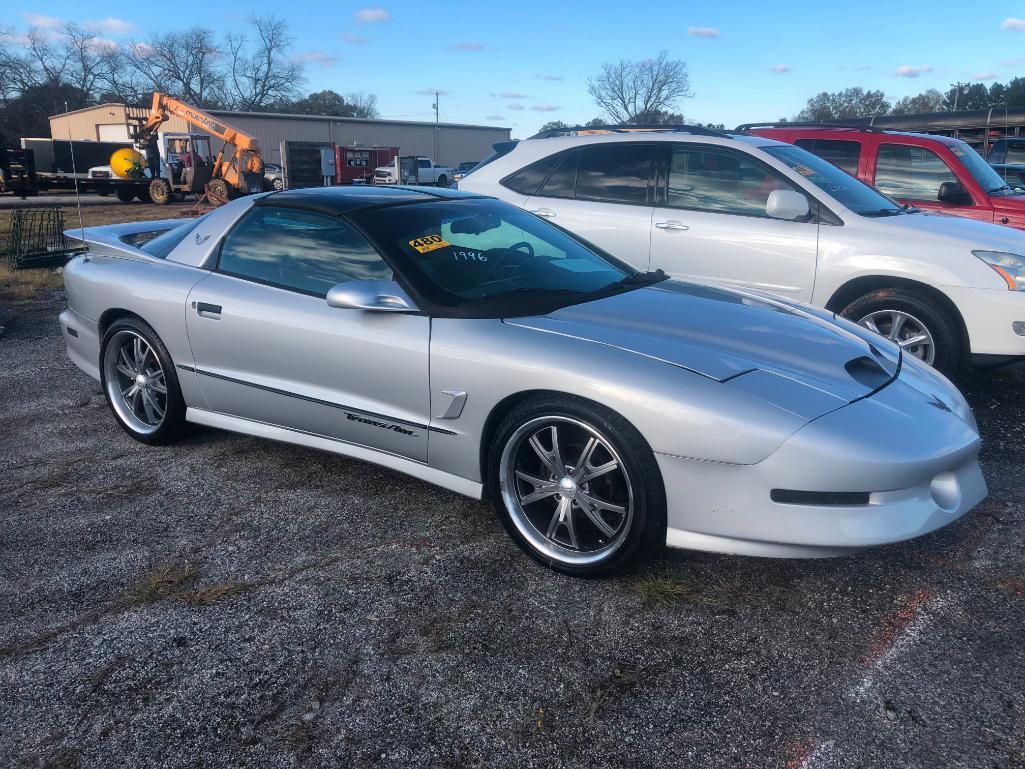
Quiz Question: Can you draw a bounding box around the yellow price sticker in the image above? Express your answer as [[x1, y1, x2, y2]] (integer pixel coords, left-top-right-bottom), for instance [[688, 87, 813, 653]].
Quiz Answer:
[[409, 235, 449, 254]]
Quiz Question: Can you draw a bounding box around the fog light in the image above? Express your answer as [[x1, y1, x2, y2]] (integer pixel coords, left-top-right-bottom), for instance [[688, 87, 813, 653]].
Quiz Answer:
[[1013, 321, 1025, 336], [930, 471, 961, 513]]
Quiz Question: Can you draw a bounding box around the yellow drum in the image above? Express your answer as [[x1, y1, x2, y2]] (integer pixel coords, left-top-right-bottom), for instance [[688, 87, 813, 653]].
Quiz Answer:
[[110, 148, 146, 180]]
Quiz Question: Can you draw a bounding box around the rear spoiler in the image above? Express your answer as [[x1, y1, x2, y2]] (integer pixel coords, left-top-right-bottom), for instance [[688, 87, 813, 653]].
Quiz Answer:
[[63, 219, 184, 256]]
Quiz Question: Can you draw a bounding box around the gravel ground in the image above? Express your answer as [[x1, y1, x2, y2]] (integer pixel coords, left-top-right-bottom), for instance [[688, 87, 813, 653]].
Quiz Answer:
[[1, 289, 1023, 769]]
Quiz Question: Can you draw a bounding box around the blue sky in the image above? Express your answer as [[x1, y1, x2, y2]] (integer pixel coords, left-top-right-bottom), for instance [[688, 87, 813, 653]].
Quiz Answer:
[[14, 1, 1025, 136]]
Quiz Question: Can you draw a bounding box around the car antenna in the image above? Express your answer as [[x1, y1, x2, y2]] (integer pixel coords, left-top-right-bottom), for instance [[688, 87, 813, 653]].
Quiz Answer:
[[64, 101, 87, 250]]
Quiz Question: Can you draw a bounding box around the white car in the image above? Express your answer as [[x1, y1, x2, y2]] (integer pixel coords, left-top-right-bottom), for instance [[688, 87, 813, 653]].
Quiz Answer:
[[461, 127, 1025, 372]]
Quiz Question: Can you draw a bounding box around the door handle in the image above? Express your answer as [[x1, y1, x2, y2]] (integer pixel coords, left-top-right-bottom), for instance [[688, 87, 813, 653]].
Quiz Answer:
[[655, 220, 689, 231], [529, 208, 556, 218], [192, 301, 222, 318]]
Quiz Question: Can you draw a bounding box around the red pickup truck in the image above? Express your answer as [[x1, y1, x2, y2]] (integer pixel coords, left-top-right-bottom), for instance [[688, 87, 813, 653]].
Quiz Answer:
[[744, 124, 1025, 230]]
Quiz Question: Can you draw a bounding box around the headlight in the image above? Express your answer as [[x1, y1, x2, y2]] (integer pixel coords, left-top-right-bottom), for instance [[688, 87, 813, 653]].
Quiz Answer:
[[973, 250, 1025, 290]]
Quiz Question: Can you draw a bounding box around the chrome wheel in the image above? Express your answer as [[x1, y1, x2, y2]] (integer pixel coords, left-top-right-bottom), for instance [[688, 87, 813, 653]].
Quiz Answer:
[[103, 330, 168, 434], [500, 416, 634, 566], [857, 309, 936, 365]]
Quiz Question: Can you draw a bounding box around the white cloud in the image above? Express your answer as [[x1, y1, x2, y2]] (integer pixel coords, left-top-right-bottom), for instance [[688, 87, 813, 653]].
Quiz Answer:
[[973, 71, 998, 81], [354, 8, 390, 23], [417, 88, 448, 96], [448, 41, 484, 51], [21, 11, 63, 28], [768, 64, 791, 73], [497, 90, 528, 99], [87, 17, 134, 35], [688, 26, 720, 38], [531, 103, 560, 112], [86, 37, 119, 52], [341, 34, 370, 44], [507, 103, 524, 111], [536, 74, 563, 81], [1001, 57, 1025, 67], [485, 114, 504, 121], [1001, 17, 1025, 30], [300, 51, 338, 67], [895, 64, 933, 78]]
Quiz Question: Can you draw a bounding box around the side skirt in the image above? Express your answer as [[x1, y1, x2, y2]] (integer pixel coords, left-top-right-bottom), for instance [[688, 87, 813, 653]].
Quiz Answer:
[[185, 407, 483, 500]]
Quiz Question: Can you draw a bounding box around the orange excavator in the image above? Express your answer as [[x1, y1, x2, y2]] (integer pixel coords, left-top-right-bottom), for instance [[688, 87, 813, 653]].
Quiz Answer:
[[132, 92, 265, 205]]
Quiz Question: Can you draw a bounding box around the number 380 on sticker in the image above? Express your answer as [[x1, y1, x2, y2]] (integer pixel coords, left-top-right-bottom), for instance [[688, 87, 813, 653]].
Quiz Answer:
[[409, 235, 449, 254]]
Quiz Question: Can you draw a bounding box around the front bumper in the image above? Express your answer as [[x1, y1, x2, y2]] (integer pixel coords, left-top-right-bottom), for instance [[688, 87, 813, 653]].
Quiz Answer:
[[943, 284, 1025, 357], [660, 369, 986, 557], [59, 307, 101, 381]]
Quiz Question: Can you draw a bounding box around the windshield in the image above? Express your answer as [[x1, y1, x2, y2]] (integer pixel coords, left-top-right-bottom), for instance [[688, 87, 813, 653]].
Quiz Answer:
[[948, 140, 1018, 195], [763, 144, 905, 216], [351, 198, 661, 317]]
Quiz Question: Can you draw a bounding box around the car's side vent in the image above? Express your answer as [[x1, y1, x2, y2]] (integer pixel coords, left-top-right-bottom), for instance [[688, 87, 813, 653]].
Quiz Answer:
[[844, 355, 890, 390], [770, 489, 870, 506]]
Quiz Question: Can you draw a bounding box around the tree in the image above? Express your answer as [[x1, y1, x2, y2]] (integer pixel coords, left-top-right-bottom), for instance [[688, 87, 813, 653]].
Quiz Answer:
[[797, 88, 890, 120], [126, 26, 226, 106], [631, 109, 685, 125], [285, 90, 378, 118], [943, 82, 991, 111], [890, 89, 944, 115], [588, 50, 692, 123], [224, 16, 304, 111], [538, 120, 569, 132]]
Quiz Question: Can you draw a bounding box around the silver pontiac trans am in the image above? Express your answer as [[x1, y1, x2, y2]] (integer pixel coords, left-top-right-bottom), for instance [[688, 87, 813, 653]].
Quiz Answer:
[[59, 186, 986, 576]]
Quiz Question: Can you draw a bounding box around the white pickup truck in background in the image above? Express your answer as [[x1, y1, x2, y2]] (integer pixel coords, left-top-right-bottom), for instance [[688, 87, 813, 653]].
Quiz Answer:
[[374, 156, 453, 187]]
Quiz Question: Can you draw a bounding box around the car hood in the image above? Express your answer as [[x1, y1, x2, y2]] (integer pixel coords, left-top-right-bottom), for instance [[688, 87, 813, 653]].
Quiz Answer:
[[504, 281, 901, 420], [870, 209, 1025, 250]]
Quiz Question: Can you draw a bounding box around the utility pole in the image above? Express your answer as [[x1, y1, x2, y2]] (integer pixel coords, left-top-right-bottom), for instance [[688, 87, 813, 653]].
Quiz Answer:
[[432, 91, 439, 161]]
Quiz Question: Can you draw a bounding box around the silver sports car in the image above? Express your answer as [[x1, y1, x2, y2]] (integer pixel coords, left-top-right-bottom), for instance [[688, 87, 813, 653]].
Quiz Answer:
[[59, 186, 986, 576]]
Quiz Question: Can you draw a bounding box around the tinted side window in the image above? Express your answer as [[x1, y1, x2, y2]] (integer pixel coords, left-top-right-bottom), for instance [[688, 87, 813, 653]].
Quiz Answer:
[[539, 150, 578, 199], [793, 138, 861, 175], [875, 144, 958, 201], [501, 154, 560, 195], [218, 206, 392, 296], [667, 146, 798, 217], [1006, 144, 1025, 164], [575, 144, 654, 205], [139, 216, 205, 258]]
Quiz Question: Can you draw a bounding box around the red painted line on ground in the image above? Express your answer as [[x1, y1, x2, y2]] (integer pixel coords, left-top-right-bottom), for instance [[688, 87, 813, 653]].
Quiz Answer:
[[860, 588, 933, 667], [998, 577, 1025, 597]]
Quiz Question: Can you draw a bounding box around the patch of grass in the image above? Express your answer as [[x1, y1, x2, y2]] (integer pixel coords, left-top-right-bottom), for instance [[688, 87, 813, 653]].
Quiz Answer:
[[0, 261, 64, 301], [118, 561, 201, 608], [181, 581, 256, 606], [630, 568, 711, 607]]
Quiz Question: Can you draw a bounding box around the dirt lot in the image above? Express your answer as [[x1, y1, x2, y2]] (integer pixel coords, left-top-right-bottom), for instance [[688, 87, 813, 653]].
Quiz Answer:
[[1, 246, 1024, 767]]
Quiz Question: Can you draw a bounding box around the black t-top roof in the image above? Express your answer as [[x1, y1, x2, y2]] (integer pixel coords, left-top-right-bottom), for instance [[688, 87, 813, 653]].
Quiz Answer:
[[255, 185, 484, 215]]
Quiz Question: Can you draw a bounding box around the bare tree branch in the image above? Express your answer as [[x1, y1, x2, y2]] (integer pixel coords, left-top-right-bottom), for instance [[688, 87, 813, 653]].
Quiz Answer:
[[587, 51, 692, 123]]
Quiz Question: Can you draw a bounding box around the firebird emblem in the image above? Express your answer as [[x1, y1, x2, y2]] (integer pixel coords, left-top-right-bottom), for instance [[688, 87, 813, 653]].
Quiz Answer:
[[194, 233, 211, 246], [927, 395, 952, 413]]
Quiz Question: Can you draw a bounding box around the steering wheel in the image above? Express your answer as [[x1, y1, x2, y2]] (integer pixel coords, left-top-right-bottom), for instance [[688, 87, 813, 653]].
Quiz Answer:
[[485, 241, 535, 280], [508, 241, 535, 257]]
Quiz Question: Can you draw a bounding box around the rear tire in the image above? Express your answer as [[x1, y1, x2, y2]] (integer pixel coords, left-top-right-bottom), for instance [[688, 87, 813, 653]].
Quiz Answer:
[[487, 395, 665, 577], [100, 318, 187, 445], [840, 288, 961, 373], [436, 175, 449, 188], [115, 187, 135, 203], [207, 178, 230, 204]]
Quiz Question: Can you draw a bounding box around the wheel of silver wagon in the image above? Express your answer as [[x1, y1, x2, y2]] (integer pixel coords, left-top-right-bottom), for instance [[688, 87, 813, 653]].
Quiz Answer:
[[100, 317, 187, 445], [488, 396, 665, 577]]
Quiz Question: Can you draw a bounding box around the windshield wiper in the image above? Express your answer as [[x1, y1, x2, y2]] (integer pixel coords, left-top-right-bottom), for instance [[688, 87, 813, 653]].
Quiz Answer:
[[618, 269, 668, 286], [862, 208, 905, 217], [989, 184, 1014, 194]]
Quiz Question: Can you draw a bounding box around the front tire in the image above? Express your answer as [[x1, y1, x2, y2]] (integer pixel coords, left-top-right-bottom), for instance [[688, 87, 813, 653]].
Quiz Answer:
[[488, 396, 665, 577], [840, 288, 960, 373], [115, 187, 135, 203], [100, 318, 187, 445], [149, 178, 173, 205], [436, 175, 449, 188]]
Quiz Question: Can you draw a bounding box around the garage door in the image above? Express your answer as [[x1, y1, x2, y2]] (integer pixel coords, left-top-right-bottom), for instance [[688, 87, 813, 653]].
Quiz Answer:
[[98, 124, 130, 142]]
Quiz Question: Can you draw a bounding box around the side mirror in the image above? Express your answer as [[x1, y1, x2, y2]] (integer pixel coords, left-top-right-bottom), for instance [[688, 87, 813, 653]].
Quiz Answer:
[[326, 280, 417, 312], [765, 189, 811, 221], [938, 181, 972, 205]]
